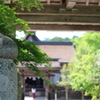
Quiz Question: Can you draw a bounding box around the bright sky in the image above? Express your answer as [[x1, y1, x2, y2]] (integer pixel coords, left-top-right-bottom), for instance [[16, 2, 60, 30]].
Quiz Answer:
[[36, 31, 86, 40], [16, 31, 86, 40]]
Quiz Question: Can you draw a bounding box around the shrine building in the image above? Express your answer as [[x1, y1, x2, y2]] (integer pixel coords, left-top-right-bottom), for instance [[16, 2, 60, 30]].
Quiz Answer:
[[18, 32, 75, 99]]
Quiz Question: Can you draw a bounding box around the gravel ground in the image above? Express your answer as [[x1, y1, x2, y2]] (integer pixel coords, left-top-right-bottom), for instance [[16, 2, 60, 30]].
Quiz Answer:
[[25, 96, 45, 100]]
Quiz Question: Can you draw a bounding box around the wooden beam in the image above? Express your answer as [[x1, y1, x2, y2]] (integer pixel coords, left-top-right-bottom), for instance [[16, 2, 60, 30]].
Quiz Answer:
[[18, 67, 61, 71], [51, 87, 65, 89], [24, 74, 54, 77], [16, 14, 100, 24], [17, 24, 100, 31], [17, 13, 100, 16], [15, 5, 100, 15], [23, 73, 54, 76], [14, 5, 100, 31]]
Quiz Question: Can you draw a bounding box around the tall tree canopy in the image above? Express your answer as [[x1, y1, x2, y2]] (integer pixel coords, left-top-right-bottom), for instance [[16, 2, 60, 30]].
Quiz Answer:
[[43, 36, 79, 42], [57, 64, 70, 100], [68, 32, 100, 100], [0, 0, 51, 79], [43, 36, 71, 42]]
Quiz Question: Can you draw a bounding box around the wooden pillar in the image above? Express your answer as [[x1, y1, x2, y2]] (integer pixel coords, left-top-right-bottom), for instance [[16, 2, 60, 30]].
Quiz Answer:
[[43, 80, 46, 88], [45, 86, 49, 100], [45, 75, 50, 100], [21, 71, 25, 97]]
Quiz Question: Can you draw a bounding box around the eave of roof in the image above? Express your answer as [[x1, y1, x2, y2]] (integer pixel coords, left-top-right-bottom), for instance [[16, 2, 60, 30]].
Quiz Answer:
[[25, 32, 41, 41], [33, 41, 73, 45]]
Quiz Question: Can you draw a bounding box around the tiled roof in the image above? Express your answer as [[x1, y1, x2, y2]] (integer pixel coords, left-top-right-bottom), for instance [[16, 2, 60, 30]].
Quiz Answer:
[[18, 35, 75, 69], [26, 35, 75, 63], [38, 44, 75, 63]]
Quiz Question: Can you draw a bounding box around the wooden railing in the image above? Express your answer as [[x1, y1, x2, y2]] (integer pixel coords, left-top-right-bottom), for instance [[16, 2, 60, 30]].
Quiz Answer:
[[4, 0, 62, 5]]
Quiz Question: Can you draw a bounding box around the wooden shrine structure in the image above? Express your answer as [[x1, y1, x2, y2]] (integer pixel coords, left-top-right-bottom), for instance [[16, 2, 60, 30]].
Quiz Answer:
[[5, 0, 100, 99], [5, 0, 100, 31], [18, 34, 75, 99]]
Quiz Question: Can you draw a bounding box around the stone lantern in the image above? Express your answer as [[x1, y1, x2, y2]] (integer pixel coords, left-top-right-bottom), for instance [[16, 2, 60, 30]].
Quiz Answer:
[[0, 33, 18, 100]]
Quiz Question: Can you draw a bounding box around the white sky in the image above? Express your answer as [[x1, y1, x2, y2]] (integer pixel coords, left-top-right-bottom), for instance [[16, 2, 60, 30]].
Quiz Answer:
[[16, 31, 86, 40], [36, 31, 86, 40]]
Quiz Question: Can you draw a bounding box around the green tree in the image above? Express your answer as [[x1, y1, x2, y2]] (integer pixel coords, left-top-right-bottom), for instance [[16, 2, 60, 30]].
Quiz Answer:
[[68, 32, 100, 100], [43, 36, 71, 42], [72, 35, 79, 39], [0, 0, 51, 80], [57, 64, 70, 100], [43, 35, 79, 42]]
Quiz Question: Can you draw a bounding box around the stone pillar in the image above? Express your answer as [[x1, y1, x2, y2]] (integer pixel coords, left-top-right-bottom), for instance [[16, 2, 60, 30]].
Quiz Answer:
[[0, 33, 18, 100]]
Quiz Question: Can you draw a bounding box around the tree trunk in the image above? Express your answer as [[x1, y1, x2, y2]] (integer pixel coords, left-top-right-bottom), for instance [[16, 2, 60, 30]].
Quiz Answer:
[[81, 91, 84, 100], [65, 88, 68, 100]]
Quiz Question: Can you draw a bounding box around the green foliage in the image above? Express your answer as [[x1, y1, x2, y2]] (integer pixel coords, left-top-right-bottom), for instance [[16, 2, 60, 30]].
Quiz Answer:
[[0, 0, 51, 80], [0, 0, 43, 11], [43, 35, 79, 42], [9, 37, 51, 80], [14, 0, 43, 11], [0, 0, 43, 35], [14, 39, 49, 64], [0, 5, 29, 36], [72, 35, 79, 39], [43, 36, 71, 42], [57, 64, 70, 100], [68, 32, 100, 100], [57, 64, 70, 88]]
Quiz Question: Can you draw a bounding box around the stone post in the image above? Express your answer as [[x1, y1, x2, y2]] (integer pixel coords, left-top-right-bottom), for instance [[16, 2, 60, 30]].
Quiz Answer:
[[0, 33, 18, 100]]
